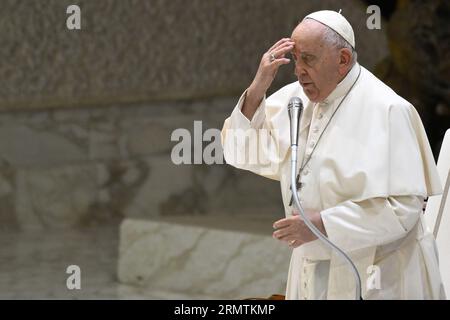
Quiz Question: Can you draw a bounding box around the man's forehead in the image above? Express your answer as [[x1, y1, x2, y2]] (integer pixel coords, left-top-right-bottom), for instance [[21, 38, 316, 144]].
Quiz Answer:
[[291, 20, 325, 54], [291, 19, 326, 42], [290, 38, 316, 55], [291, 47, 314, 57]]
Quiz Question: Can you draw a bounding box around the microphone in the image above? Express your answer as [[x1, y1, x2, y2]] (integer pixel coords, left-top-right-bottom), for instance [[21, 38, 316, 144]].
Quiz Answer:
[[287, 96, 362, 300], [288, 97, 303, 147]]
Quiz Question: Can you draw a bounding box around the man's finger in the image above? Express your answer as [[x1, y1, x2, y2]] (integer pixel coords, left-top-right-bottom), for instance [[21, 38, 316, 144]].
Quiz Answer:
[[273, 226, 293, 239], [271, 40, 295, 54], [269, 43, 294, 60], [289, 241, 302, 249], [273, 216, 296, 229], [271, 44, 294, 59], [268, 38, 292, 52], [273, 211, 303, 228], [279, 234, 296, 242], [267, 39, 286, 52], [272, 58, 291, 67]]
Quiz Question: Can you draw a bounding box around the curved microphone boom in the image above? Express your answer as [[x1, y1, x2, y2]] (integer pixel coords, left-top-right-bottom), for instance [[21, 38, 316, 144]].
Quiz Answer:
[[287, 96, 362, 300]]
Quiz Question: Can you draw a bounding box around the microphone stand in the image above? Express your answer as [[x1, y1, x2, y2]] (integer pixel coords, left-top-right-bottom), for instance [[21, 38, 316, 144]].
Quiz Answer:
[[289, 104, 363, 300]]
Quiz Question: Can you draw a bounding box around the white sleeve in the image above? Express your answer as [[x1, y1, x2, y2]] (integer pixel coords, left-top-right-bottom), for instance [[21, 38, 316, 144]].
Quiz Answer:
[[225, 89, 267, 131], [320, 195, 424, 252], [221, 89, 285, 181]]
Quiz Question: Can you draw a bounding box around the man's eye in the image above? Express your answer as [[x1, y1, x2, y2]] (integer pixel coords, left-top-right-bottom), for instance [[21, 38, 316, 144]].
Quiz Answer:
[[301, 54, 315, 65]]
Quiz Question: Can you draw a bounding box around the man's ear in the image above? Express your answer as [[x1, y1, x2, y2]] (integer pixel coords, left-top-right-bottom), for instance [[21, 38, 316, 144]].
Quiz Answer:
[[338, 48, 352, 74]]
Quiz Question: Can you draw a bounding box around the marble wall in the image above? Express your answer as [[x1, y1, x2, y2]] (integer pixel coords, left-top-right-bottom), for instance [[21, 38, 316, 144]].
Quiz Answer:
[[118, 216, 292, 299], [0, 0, 387, 111], [0, 97, 285, 230]]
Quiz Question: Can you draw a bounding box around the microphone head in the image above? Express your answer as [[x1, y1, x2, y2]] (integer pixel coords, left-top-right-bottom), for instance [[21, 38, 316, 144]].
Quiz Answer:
[[287, 97, 303, 146], [288, 96, 303, 108]]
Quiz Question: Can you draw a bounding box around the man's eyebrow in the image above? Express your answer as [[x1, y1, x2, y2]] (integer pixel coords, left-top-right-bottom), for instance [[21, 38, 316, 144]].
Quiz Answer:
[[290, 50, 316, 60], [299, 51, 315, 57]]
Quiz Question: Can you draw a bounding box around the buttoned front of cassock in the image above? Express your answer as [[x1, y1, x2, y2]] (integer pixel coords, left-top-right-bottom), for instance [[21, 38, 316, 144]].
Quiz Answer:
[[221, 63, 445, 300], [297, 100, 332, 196]]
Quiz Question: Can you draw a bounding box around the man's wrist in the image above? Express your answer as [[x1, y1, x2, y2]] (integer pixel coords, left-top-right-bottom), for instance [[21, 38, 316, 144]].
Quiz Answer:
[[247, 83, 265, 106], [241, 84, 265, 120]]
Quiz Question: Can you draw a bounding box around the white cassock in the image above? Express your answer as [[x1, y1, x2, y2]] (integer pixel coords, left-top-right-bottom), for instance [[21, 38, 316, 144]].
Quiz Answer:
[[221, 62, 446, 300]]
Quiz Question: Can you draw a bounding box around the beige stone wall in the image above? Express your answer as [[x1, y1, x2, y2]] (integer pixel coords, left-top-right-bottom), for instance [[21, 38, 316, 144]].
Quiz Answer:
[[0, 0, 387, 111], [118, 216, 292, 299], [0, 97, 285, 230]]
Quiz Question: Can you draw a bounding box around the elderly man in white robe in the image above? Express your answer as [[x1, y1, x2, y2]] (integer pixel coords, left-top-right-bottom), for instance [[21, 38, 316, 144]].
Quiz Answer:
[[221, 10, 446, 300]]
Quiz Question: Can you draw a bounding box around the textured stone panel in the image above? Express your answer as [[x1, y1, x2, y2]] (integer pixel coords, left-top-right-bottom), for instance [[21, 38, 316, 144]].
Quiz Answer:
[[0, 96, 284, 229], [0, 96, 236, 165], [123, 155, 283, 219], [0, 0, 387, 110], [118, 216, 291, 299]]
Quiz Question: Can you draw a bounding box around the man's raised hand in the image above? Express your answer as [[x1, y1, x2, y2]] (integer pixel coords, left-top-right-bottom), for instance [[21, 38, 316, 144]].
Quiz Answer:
[[241, 38, 294, 120], [250, 38, 294, 97]]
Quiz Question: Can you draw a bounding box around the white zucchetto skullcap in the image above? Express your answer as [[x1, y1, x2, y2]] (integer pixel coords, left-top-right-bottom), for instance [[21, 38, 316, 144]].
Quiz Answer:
[[304, 10, 355, 49]]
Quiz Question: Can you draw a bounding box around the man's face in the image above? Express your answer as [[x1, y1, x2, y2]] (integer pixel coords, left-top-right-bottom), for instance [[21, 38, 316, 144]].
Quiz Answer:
[[290, 20, 341, 102]]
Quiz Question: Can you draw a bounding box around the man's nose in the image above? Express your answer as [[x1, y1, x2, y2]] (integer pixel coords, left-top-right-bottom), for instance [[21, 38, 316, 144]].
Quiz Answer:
[[294, 64, 307, 78]]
